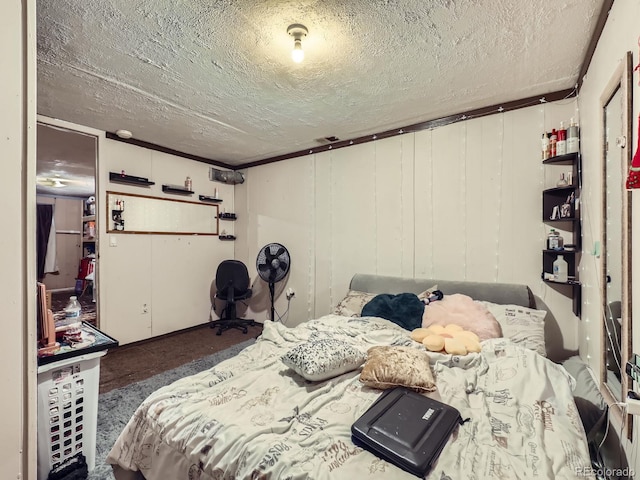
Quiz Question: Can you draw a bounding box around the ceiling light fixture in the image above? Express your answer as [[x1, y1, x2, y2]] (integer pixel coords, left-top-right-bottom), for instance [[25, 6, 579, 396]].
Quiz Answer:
[[287, 24, 308, 63]]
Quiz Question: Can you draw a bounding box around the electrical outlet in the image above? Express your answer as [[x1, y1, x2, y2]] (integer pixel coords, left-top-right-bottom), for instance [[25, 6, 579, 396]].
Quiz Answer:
[[286, 287, 295, 300]]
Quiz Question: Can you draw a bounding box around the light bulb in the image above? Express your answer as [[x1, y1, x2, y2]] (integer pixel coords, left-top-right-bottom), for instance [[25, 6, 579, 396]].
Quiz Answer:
[[292, 40, 304, 63], [287, 24, 308, 63]]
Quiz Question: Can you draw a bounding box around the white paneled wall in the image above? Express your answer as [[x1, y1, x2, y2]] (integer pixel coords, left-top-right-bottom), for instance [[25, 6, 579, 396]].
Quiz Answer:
[[429, 123, 467, 281], [240, 99, 580, 353], [464, 116, 503, 281], [99, 141, 236, 344]]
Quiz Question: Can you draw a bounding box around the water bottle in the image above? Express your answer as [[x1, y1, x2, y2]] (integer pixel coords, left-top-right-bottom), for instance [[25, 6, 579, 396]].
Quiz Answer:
[[553, 255, 569, 283], [63, 296, 81, 324]]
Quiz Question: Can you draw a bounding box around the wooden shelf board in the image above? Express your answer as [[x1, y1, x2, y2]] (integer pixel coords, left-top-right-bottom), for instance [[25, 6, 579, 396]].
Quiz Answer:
[[109, 172, 155, 186]]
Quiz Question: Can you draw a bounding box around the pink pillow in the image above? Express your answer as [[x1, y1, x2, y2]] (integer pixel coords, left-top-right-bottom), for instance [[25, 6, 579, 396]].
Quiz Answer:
[[422, 294, 502, 341]]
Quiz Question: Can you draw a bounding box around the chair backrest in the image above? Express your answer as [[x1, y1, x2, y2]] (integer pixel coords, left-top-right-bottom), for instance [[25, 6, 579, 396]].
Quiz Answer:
[[216, 260, 251, 296]]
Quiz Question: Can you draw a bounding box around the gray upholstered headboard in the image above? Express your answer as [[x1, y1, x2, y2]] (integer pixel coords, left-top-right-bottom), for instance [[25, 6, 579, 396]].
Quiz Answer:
[[349, 274, 535, 308], [348, 273, 573, 362]]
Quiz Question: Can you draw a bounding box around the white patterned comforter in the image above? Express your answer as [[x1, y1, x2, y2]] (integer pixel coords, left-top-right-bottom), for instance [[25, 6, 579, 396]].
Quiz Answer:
[[107, 315, 594, 480]]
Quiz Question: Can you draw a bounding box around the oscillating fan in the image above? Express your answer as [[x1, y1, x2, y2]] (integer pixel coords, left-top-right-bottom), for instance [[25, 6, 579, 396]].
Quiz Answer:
[[256, 243, 291, 321]]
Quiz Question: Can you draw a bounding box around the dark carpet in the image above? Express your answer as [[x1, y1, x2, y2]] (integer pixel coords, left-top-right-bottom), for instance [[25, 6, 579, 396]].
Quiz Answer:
[[88, 338, 256, 480], [99, 322, 263, 393]]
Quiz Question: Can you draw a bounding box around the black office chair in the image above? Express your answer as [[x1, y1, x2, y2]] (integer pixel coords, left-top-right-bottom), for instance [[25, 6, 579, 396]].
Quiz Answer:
[[211, 260, 255, 335]]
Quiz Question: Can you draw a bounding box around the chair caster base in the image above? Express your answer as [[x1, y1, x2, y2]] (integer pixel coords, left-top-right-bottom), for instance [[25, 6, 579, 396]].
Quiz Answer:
[[211, 319, 254, 336]]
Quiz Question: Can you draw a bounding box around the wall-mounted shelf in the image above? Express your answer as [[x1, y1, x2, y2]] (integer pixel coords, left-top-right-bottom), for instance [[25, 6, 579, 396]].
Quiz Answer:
[[541, 151, 581, 317], [218, 213, 237, 220], [219, 235, 236, 241], [162, 185, 194, 195], [542, 250, 580, 279], [82, 213, 96, 255], [542, 276, 582, 317], [199, 195, 222, 203], [109, 172, 155, 187], [542, 152, 580, 165], [542, 278, 581, 286]]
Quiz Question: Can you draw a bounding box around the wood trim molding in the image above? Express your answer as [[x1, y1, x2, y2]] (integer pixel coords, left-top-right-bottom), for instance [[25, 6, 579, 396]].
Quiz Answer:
[[237, 88, 576, 169], [576, 0, 615, 91], [104, 89, 576, 172], [105, 132, 235, 170]]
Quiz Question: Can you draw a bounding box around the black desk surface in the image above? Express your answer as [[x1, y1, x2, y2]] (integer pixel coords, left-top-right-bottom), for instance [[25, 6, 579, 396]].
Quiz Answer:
[[38, 322, 119, 367]]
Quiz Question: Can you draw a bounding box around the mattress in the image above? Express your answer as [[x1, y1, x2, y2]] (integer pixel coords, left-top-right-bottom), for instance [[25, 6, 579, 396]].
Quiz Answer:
[[106, 314, 595, 479]]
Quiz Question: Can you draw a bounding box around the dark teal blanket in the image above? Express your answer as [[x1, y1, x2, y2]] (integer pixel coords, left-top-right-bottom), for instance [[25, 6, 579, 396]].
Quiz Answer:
[[361, 293, 425, 331]]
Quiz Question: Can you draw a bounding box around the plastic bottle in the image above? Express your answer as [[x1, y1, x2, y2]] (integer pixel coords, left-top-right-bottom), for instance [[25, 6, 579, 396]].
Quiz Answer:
[[553, 255, 568, 282], [550, 129, 557, 157], [185, 176, 192, 190], [556, 121, 567, 155], [541, 133, 549, 160], [567, 118, 580, 153], [64, 296, 81, 324]]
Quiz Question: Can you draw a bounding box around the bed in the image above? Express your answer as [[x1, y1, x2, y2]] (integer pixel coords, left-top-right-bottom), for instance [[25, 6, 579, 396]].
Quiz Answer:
[[106, 274, 595, 479]]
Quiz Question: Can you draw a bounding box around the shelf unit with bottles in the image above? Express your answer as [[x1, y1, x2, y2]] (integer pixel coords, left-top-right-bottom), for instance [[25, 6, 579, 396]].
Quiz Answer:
[[81, 211, 96, 256], [541, 151, 581, 316]]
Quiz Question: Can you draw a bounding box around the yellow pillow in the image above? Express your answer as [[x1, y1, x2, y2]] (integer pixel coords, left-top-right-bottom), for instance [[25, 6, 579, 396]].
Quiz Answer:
[[359, 345, 436, 393]]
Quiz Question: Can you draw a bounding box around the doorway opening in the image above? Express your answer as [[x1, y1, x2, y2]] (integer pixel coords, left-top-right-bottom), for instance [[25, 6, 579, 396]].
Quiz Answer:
[[36, 122, 99, 327]]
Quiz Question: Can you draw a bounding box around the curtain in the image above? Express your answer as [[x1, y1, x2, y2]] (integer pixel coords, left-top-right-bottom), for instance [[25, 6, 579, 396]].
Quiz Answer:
[[36, 204, 54, 280]]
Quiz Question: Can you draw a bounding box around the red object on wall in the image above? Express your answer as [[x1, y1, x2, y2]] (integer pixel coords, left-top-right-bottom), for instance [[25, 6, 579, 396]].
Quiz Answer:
[[78, 257, 94, 279], [625, 113, 640, 189]]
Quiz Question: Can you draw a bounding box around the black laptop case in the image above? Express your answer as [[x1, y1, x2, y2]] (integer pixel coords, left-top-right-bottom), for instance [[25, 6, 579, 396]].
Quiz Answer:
[[351, 387, 465, 477]]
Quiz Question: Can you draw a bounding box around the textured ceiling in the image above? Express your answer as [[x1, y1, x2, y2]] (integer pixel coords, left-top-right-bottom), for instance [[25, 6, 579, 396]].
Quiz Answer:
[[37, 0, 604, 168]]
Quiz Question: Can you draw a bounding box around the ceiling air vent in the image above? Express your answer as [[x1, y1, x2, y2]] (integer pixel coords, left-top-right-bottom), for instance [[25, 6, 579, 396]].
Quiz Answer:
[[314, 136, 340, 144]]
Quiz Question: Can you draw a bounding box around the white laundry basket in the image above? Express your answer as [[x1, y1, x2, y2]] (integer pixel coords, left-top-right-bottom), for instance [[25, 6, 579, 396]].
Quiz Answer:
[[37, 351, 105, 480]]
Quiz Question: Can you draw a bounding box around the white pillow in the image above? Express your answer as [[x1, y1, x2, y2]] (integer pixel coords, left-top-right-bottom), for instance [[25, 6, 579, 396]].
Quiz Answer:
[[482, 302, 547, 357], [281, 339, 366, 381]]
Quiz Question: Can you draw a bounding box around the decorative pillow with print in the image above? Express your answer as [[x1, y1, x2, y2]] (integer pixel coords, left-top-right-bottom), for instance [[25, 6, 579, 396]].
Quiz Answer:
[[482, 301, 547, 357], [332, 290, 377, 317], [359, 345, 436, 393], [281, 339, 366, 382]]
